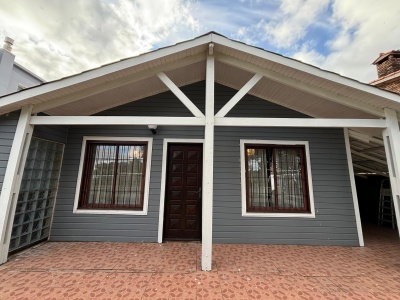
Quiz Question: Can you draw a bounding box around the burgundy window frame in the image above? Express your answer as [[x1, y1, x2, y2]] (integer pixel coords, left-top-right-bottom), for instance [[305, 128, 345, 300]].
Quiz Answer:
[[79, 141, 148, 210], [244, 144, 310, 213]]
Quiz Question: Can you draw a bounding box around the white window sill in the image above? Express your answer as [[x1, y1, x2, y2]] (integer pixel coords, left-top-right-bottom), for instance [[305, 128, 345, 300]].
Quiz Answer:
[[73, 209, 148, 216], [242, 212, 316, 218]]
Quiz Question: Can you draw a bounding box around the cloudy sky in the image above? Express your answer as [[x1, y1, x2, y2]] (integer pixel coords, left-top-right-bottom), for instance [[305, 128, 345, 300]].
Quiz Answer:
[[0, 0, 399, 83]]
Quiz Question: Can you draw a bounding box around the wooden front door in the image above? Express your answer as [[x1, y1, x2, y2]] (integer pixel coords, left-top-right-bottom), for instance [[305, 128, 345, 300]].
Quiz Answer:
[[164, 143, 203, 240]]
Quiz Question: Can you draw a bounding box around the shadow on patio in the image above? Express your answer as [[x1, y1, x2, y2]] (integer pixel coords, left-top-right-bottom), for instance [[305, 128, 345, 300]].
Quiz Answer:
[[0, 225, 399, 299]]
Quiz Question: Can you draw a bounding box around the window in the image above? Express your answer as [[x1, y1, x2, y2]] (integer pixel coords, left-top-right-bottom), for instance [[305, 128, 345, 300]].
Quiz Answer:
[[241, 140, 315, 217], [74, 137, 152, 215]]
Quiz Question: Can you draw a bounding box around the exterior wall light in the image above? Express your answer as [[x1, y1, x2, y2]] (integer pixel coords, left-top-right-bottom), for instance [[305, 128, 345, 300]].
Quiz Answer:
[[148, 124, 157, 134]]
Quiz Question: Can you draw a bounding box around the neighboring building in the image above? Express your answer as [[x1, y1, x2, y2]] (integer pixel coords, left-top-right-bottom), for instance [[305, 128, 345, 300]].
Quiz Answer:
[[0, 37, 45, 96], [1, 32, 400, 271], [370, 50, 400, 94]]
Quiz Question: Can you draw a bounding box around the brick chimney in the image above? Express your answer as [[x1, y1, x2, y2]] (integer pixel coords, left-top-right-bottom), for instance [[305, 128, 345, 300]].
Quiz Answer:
[[372, 50, 400, 78]]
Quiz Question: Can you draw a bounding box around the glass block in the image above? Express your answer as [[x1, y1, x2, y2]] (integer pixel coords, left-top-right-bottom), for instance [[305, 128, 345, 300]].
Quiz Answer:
[[42, 217, 51, 228], [34, 209, 44, 220], [19, 234, 28, 246], [36, 199, 45, 209], [23, 212, 33, 223], [41, 228, 49, 239], [17, 192, 28, 203], [26, 201, 36, 212], [13, 214, 22, 226], [11, 225, 21, 238], [21, 223, 30, 235], [46, 197, 55, 208], [9, 238, 17, 250], [31, 230, 39, 242], [15, 202, 26, 214], [9, 137, 64, 254], [32, 220, 41, 231]]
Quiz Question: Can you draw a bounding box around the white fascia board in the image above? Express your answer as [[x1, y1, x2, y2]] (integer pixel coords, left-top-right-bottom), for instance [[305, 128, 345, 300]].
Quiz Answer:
[[30, 116, 205, 126], [211, 34, 400, 104], [215, 117, 387, 128], [0, 35, 213, 109]]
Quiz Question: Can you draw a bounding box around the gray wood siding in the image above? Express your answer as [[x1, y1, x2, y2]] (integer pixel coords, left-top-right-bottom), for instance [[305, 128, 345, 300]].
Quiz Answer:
[[50, 81, 358, 245], [213, 127, 358, 246], [0, 111, 19, 190]]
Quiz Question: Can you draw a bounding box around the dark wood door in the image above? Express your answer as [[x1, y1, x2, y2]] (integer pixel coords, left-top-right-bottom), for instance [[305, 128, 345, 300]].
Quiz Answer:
[[164, 143, 203, 240]]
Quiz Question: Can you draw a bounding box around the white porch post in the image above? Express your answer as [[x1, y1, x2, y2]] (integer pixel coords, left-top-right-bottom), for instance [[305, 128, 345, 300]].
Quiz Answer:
[[383, 108, 400, 238], [0, 105, 33, 263], [344, 129, 364, 246], [202, 50, 214, 271]]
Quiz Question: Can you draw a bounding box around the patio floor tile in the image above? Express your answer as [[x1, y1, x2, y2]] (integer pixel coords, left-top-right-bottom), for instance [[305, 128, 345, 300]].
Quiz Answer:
[[0, 224, 399, 299]]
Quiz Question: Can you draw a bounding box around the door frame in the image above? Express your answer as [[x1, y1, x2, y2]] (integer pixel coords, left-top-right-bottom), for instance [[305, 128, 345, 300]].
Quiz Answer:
[[157, 139, 204, 243]]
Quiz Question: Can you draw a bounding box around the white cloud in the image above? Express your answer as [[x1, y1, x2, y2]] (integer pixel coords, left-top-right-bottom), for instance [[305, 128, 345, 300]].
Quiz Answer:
[[293, 0, 400, 82], [260, 0, 330, 48], [0, 0, 199, 80]]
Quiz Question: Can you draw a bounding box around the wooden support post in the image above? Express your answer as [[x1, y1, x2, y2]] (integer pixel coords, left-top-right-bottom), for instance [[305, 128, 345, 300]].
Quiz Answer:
[[202, 51, 214, 271], [0, 105, 33, 264], [383, 108, 400, 238], [344, 129, 364, 246]]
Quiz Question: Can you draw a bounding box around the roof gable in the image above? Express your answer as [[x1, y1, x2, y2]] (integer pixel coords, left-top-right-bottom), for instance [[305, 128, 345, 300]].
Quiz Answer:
[[1, 32, 400, 119]]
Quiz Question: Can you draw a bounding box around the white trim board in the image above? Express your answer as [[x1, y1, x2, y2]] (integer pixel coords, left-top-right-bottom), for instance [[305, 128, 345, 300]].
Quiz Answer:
[[30, 116, 205, 126], [157, 139, 205, 243], [72, 136, 153, 216], [239, 139, 316, 218], [344, 129, 364, 246]]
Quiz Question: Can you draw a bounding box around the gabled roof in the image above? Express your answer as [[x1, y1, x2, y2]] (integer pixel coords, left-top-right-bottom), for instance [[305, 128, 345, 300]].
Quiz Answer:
[[1, 31, 400, 121]]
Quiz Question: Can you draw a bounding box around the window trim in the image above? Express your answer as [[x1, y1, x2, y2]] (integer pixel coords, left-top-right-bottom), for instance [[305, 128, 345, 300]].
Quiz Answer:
[[73, 136, 153, 215], [240, 139, 315, 218]]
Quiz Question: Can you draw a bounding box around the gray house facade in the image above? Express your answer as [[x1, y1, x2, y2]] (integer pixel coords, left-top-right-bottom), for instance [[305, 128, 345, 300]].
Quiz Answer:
[[1, 33, 400, 271]]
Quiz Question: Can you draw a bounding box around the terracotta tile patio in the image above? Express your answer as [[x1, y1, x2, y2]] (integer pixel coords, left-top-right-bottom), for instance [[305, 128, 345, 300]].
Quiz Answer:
[[0, 225, 399, 300]]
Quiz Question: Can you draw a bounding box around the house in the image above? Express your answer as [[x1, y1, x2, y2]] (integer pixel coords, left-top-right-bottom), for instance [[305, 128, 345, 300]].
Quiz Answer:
[[0, 32, 400, 271], [0, 37, 45, 95]]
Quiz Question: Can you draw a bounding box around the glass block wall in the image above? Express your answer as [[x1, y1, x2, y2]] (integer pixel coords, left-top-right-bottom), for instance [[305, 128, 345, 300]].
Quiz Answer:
[[9, 138, 64, 252]]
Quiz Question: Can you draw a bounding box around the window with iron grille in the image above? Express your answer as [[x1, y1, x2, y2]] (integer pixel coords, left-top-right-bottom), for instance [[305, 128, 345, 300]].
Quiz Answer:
[[78, 141, 148, 210], [244, 143, 310, 213]]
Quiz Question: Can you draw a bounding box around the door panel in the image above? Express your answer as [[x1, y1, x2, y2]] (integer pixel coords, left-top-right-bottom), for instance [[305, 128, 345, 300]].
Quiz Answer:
[[164, 143, 202, 240]]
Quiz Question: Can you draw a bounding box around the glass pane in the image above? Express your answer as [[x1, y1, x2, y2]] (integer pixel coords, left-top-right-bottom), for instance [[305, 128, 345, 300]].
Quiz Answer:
[[87, 145, 117, 206], [247, 147, 274, 209], [115, 145, 145, 207], [274, 148, 305, 209]]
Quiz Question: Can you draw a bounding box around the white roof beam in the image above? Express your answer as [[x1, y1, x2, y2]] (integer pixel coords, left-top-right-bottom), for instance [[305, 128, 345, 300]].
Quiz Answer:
[[216, 54, 385, 118], [351, 150, 388, 166], [215, 73, 263, 117], [215, 117, 386, 128], [348, 130, 384, 145], [30, 116, 205, 126], [156, 72, 204, 118], [32, 53, 206, 114], [353, 163, 388, 177]]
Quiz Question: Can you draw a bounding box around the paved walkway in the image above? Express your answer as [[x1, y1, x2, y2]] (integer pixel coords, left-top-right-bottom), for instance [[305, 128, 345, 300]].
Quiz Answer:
[[0, 225, 399, 299]]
